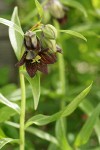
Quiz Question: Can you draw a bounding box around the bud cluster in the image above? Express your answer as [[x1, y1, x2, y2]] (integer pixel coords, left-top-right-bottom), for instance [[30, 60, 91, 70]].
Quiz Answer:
[[24, 24, 61, 55]]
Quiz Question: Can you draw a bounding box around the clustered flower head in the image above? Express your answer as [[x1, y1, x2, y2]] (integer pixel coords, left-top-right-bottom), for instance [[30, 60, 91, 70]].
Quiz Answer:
[[16, 24, 62, 77], [43, 0, 67, 24]]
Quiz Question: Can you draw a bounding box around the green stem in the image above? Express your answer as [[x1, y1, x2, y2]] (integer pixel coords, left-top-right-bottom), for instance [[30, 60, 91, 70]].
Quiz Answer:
[[19, 68, 26, 150], [58, 53, 66, 127], [58, 54, 66, 99]]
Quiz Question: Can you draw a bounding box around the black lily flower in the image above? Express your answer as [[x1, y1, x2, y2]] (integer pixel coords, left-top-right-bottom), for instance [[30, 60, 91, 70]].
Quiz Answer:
[[16, 48, 57, 77], [16, 31, 60, 77]]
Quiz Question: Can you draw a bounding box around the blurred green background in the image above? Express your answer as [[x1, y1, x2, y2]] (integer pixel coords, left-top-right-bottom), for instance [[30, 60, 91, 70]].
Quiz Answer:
[[0, 0, 100, 149]]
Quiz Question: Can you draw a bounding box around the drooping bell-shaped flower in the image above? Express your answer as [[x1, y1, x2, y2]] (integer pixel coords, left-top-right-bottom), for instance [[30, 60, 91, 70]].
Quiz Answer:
[[16, 30, 62, 77]]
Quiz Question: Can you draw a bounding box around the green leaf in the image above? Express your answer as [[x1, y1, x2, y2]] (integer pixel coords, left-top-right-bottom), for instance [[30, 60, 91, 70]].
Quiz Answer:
[[0, 129, 6, 138], [0, 138, 19, 149], [74, 103, 100, 147], [60, 83, 92, 117], [5, 121, 58, 145], [79, 99, 100, 143], [0, 93, 20, 114], [25, 83, 92, 128], [55, 119, 72, 150], [5, 121, 20, 128], [59, 30, 87, 42], [22, 71, 40, 110], [9, 7, 24, 59], [0, 18, 24, 36], [0, 106, 16, 123], [26, 127, 58, 145], [70, 23, 100, 39], [48, 143, 59, 150], [35, 0, 43, 20], [61, 0, 87, 18]]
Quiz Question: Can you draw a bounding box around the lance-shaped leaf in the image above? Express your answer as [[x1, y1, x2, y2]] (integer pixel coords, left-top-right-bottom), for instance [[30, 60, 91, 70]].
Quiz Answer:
[[61, 0, 87, 18], [74, 103, 100, 147], [0, 138, 19, 149], [70, 22, 100, 33], [26, 127, 58, 145], [0, 129, 6, 139], [5, 121, 58, 146], [79, 99, 100, 143], [0, 93, 20, 114], [35, 0, 43, 20], [0, 18, 24, 36], [0, 106, 16, 123], [59, 30, 87, 42], [55, 119, 72, 150], [22, 71, 40, 110], [9, 7, 24, 59], [25, 83, 92, 128]]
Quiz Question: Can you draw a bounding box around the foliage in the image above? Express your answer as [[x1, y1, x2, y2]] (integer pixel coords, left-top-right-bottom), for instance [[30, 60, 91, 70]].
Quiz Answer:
[[0, 0, 100, 149]]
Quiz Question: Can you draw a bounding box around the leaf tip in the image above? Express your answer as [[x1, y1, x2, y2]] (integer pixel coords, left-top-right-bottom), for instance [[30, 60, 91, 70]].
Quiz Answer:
[[85, 81, 93, 93], [14, 6, 18, 11]]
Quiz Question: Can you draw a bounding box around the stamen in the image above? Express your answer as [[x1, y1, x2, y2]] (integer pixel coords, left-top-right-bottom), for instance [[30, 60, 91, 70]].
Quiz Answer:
[[32, 55, 41, 63]]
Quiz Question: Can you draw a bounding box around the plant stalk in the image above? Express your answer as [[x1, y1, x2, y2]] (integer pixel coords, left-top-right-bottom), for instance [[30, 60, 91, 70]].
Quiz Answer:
[[19, 68, 26, 150]]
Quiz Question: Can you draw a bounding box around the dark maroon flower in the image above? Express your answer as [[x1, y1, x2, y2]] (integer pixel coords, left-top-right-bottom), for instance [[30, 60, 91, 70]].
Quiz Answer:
[[16, 30, 62, 77], [16, 48, 57, 77]]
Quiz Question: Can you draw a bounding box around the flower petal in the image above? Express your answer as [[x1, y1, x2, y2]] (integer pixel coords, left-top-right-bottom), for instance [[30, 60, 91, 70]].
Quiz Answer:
[[57, 15, 67, 25], [56, 45, 62, 53], [37, 62, 48, 74], [40, 52, 57, 64], [15, 52, 27, 67], [25, 61, 37, 77]]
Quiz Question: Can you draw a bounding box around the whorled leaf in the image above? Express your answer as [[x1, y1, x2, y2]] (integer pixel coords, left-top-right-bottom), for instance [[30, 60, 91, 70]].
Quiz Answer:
[[79, 99, 100, 143], [0, 106, 16, 123], [61, 0, 87, 18], [0, 18, 24, 36], [21, 70, 40, 110], [9, 7, 24, 59], [55, 119, 72, 150], [25, 83, 92, 128], [35, 0, 43, 20], [48, 143, 60, 150], [0, 138, 19, 149], [74, 103, 100, 147], [70, 22, 100, 33], [26, 127, 58, 145], [5, 121, 58, 146], [59, 30, 87, 42], [0, 129, 6, 139], [0, 93, 20, 114]]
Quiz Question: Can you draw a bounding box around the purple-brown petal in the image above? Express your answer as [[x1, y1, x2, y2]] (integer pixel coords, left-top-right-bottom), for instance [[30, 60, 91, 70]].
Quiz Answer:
[[37, 62, 48, 74], [57, 14, 67, 25], [56, 45, 63, 53], [25, 61, 37, 77], [40, 52, 57, 64], [15, 52, 27, 67]]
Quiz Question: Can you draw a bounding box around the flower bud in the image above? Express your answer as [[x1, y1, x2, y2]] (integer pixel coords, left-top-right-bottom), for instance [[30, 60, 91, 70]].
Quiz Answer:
[[26, 50, 35, 60], [24, 31, 38, 49], [48, 0, 65, 19], [42, 38, 56, 52], [41, 24, 57, 40]]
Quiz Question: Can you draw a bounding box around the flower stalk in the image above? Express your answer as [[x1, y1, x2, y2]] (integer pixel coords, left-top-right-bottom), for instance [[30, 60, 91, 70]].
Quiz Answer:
[[19, 67, 26, 150]]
